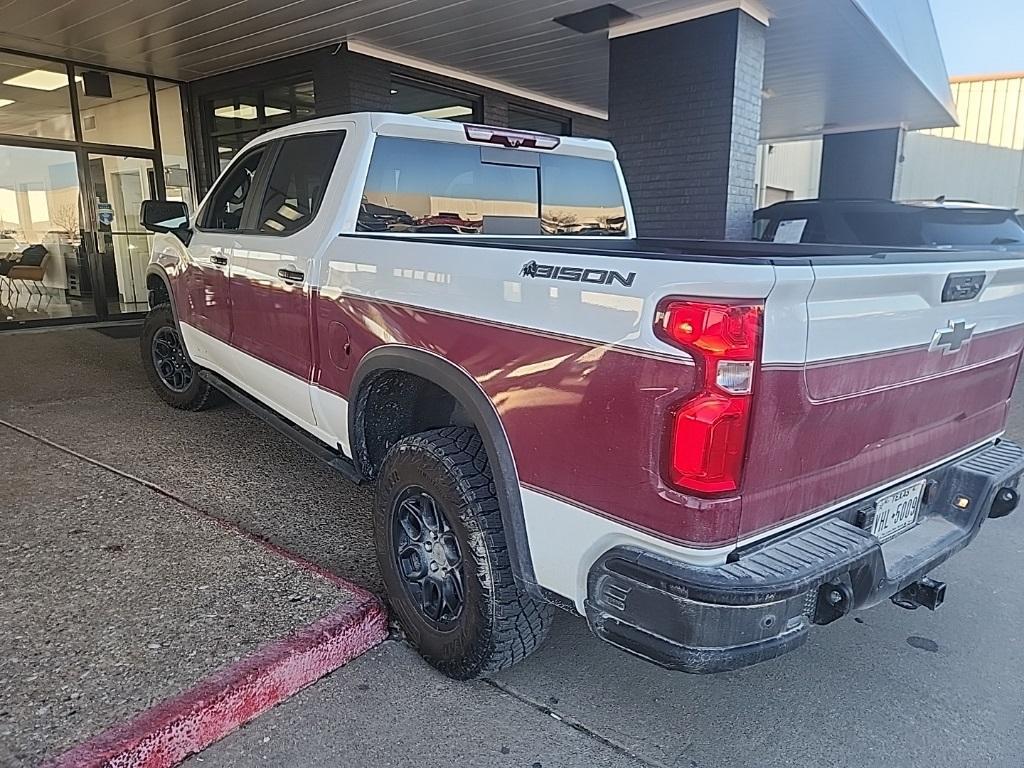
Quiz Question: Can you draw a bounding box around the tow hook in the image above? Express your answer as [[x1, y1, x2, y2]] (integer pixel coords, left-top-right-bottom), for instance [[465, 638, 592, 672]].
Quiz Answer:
[[813, 581, 854, 625], [989, 487, 1019, 519], [892, 577, 946, 611]]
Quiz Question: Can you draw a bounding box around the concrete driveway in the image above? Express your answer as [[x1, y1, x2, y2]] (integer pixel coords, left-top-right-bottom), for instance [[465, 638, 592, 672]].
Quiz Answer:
[[2, 325, 1022, 768]]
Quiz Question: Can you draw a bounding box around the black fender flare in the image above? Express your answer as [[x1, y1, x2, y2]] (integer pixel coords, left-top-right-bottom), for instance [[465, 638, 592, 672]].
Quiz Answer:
[[349, 345, 541, 598], [144, 264, 180, 326]]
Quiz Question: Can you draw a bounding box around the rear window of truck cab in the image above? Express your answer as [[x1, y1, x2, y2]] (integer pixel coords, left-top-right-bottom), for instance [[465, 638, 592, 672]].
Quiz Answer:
[[356, 136, 628, 236]]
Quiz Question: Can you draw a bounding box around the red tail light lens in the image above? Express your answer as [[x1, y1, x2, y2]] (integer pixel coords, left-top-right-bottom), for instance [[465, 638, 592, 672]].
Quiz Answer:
[[655, 300, 763, 495]]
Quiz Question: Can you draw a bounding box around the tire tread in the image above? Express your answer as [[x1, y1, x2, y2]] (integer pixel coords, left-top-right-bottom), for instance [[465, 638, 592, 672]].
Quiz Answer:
[[378, 426, 552, 678]]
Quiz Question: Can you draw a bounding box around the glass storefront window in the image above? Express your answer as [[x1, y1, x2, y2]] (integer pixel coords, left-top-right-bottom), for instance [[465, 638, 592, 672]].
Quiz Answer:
[[0, 145, 94, 322], [75, 69, 153, 148], [389, 77, 479, 122], [205, 79, 315, 179], [0, 53, 75, 140], [264, 80, 316, 128], [155, 81, 195, 210], [210, 91, 263, 134], [87, 154, 156, 315], [508, 106, 571, 136]]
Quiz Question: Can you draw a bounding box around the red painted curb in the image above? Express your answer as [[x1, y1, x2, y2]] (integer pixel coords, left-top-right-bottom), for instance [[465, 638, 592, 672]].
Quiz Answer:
[[42, 593, 388, 768]]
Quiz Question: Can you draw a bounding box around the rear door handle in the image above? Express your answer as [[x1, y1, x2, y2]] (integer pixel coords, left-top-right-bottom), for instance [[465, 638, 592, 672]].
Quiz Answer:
[[210, 254, 228, 266], [278, 268, 305, 283]]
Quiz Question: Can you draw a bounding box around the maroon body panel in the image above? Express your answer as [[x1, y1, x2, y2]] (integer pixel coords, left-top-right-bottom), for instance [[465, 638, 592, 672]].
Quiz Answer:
[[230, 273, 313, 380], [175, 270, 1022, 549], [314, 293, 1022, 547], [742, 357, 1016, 540], [314, 293, 745, 545], [182, 263, 231, 343], [804, 326, 1024, 400]]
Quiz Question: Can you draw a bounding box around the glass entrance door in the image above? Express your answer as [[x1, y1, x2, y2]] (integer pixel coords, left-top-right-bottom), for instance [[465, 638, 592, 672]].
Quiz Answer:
[[86, 153, 157, 316], [0, 144, 94, 323]]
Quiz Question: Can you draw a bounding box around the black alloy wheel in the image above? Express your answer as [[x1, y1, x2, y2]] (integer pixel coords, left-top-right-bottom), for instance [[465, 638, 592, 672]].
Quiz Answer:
[[392, 485, 465, 628], [151, 325, 194, 393]]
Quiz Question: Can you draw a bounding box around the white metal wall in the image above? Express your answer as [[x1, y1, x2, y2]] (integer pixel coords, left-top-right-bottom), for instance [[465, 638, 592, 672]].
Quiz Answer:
[[898, 132, 1024, 209], [899, 74, 1024, 209], [755, 138, 823, 206], [923, 76, 1024, 150]]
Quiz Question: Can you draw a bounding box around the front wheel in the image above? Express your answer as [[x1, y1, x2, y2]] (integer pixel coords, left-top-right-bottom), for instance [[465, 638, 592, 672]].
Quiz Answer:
[[374, 426, 552, 679], [140, 304, 219, 411]]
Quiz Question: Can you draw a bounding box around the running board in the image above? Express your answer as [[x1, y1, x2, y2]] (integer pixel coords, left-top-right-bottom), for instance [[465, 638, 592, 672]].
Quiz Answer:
[[199, 370, 363, 485]]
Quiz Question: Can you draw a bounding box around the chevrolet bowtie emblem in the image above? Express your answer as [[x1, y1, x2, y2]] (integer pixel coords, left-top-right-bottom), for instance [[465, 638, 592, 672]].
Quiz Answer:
[[930, 320, 976, 355]]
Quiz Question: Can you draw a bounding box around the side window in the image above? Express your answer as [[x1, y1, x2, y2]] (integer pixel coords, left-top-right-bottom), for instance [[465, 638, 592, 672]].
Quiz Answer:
[[201, 147, 266, 230], [752, 216, 771, 241], [357, 137, 539, 235], [257, 131, 345, 235], [539, 154, 627, 236]]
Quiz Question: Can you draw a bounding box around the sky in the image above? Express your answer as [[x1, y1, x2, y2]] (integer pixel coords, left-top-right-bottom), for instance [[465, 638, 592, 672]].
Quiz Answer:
[[930, 0, 1024, 77]]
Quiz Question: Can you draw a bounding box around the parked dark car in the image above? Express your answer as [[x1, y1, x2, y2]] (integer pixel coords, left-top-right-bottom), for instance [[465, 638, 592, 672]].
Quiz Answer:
[[753, 198, 1024, 247]]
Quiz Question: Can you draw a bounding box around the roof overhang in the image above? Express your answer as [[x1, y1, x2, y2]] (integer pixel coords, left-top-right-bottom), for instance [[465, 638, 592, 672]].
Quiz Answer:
[[0, 0, 956, 140]]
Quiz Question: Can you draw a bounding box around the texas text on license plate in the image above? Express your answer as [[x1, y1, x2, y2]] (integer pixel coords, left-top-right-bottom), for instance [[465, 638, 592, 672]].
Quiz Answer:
[[871, 480, 927, 541]]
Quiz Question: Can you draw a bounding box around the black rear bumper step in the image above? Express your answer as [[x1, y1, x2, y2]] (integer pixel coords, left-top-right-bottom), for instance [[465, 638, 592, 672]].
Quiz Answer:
[[199, 370, 363, 484], [585, 439, 1024, 674]]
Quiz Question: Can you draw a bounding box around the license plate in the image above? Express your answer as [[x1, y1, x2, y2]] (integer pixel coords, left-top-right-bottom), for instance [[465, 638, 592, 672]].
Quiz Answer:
[[871, 480, 927, 541]]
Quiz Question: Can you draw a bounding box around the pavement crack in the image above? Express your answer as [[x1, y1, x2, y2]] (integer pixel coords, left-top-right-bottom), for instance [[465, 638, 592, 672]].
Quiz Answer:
[[482, 677, 671, 768]]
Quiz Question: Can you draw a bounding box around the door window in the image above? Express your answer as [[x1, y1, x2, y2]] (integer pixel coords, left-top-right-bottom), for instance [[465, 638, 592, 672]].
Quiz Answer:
[[256, 132, 345, 235], [200, 147, 266, 230]]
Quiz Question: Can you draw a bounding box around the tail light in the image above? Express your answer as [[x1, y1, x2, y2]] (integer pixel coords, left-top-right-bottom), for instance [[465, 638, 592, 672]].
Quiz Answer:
[[655, 299, 763, 495]]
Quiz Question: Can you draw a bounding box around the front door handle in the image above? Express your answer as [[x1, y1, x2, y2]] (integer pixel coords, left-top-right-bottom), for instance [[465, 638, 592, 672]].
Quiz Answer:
[[278, 268, 305, 283], [210, 254, 228, 266]]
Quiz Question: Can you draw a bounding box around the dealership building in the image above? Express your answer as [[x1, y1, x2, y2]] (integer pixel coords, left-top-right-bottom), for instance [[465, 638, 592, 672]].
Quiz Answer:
[[0, 0, 955, 330]]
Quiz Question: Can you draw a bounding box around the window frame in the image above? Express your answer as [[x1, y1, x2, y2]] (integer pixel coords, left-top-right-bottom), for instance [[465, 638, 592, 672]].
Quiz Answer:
[[356, 136, 629, 238], [252, 130, 347, 237], [201, 74, 317, 188], [389, 75, 483, 123]]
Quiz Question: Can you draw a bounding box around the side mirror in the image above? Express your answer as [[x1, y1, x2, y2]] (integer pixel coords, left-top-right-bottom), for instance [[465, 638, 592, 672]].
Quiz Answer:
[[141, 200, 192, 245]]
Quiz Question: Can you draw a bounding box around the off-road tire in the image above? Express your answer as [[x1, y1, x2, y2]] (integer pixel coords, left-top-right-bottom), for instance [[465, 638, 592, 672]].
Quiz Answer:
[[374, 426, 553, 679], [140, 304, 220, 411]]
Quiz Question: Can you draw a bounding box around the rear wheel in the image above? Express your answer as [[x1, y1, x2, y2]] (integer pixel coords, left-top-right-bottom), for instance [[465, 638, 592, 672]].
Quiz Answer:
[[374, 426, 552, 679], [140, 304, 219, 410]]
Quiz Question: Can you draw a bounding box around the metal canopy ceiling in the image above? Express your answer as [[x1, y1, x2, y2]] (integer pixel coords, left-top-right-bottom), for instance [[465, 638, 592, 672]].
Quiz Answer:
[[0, 0, 956, 139]]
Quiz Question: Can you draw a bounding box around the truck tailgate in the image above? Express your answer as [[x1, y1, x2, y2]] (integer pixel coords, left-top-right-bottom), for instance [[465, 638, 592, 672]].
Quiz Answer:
[[740, 252, 1024, 542]]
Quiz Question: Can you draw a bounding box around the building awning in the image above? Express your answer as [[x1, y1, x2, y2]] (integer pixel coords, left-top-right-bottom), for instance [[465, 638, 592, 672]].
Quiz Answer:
[[0, 0, 955, 139]]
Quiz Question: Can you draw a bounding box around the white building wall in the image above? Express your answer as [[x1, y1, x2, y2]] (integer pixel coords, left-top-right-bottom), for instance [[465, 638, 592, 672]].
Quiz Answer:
[[897, 132, 1024, 209], [755, 138, 822, 206]]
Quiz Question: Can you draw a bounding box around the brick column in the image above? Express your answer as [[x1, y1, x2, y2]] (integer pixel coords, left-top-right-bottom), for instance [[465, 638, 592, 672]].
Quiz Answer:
[[608, 9, 766, 239]]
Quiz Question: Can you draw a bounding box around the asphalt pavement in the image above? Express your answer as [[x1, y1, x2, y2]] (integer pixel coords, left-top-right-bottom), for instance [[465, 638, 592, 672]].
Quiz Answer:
[[3, 325, 1023, 768]]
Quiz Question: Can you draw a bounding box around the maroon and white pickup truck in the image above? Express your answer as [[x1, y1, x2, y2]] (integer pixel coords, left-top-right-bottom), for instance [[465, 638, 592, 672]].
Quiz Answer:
[[139, 113, 1024, 679]]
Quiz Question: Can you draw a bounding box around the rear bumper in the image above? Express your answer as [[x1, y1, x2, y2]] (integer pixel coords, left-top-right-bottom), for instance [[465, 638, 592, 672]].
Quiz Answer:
[[585, 439, 1024, 673]]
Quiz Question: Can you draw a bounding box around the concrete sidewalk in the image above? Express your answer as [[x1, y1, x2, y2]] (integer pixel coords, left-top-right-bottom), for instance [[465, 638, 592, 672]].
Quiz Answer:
[[0, 424, 382, 767]]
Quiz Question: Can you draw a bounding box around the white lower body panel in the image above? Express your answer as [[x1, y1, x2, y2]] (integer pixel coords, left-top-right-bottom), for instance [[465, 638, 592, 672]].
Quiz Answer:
[[179, 322, 343, 448], [521, 487, 733, 613]]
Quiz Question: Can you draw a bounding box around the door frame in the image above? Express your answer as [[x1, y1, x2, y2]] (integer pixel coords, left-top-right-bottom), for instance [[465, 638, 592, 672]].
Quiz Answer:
[[80, 147, 163, 321]]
